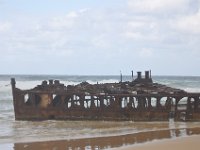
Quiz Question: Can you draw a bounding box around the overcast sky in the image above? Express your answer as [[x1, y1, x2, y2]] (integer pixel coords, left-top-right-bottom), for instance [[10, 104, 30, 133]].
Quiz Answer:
[[0, 0, 200, 75]]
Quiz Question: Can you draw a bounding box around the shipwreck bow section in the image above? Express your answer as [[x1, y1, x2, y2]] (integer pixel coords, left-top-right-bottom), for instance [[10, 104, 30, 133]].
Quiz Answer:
[[11, 71, 200, 121]]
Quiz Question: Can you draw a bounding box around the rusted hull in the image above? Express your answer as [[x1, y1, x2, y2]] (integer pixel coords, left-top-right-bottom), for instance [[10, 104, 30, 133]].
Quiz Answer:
[[12, 90, 200, 121], [15, 108, 170, 121], [11, 71, 200, 121]]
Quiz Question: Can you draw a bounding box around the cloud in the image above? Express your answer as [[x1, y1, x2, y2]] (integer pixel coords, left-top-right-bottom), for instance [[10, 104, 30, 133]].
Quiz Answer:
[[127, 0, 197, 15], [122, 19, 160, 42], [0, 22, 12, 32], [172, 9, 200, 34], [1, 1, 200, 75], [91, 34, 110, 49], [47, 12, 79, 30], [139, 48, 154, 58]]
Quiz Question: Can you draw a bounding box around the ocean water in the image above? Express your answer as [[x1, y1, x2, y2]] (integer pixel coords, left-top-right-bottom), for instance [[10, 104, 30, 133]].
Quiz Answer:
[[1, 75, 200, 148]]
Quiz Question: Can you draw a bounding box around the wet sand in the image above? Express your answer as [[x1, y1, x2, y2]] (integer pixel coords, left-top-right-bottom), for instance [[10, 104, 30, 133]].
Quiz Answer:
[[1, 135, 200, 150], [2, 127, 200, 150], [116, 135, 200, 150]]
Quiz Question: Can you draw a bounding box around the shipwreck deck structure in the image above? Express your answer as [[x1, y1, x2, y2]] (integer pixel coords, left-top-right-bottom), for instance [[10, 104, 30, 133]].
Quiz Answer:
[[11, 71, 200, 121]]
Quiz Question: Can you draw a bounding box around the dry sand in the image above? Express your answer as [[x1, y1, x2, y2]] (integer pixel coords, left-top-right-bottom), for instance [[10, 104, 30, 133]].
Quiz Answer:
[[115, 135, 200, 150]]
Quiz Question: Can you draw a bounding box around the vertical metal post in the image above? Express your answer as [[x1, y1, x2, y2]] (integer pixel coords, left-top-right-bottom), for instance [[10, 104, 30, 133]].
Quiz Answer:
[[120, 71, 122, 82], [132, 70, 134, 80]]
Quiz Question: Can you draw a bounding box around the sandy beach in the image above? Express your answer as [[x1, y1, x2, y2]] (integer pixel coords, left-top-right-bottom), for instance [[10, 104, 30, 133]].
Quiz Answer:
[[115, 135, 200, 150]]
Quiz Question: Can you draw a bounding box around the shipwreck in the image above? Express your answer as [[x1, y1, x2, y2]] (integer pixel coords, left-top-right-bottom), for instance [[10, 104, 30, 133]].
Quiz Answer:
[[11, 71, 200, 121]]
